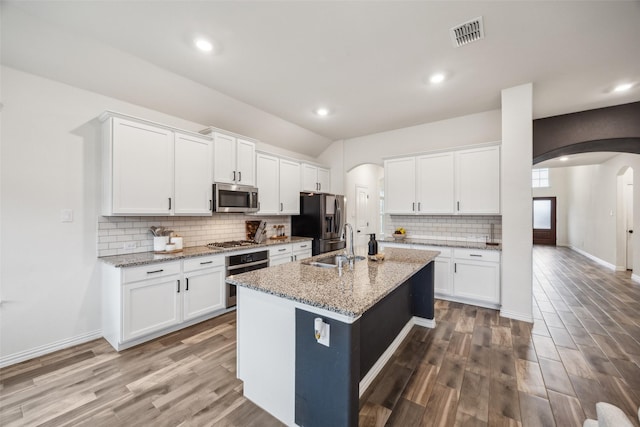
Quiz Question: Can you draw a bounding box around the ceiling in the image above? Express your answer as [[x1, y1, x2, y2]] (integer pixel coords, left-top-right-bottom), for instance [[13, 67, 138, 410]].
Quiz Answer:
[[2, 1, 639, 157], [536, 152, 619, 169]]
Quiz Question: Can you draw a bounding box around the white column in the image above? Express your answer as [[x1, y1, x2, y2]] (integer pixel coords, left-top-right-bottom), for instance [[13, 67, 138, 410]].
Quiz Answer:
[[500, 84, 533, 322]]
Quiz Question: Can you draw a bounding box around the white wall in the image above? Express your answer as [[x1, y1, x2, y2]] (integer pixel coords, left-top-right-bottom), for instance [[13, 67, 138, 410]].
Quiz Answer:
[[565, 153, 640, 273], [532, 167, 569, 246], [500, 84, 533, 323], [342, 109, 501, 170], [317, 139, 345, 195], [0, 66, 311, 365]]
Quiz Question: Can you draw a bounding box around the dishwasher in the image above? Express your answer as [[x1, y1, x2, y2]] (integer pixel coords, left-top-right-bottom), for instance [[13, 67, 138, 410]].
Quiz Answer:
[[225, 250, 269, 308]]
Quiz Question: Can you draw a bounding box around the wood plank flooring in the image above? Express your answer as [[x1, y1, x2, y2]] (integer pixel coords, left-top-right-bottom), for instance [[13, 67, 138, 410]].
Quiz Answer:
[[1, 245, 639, 426]]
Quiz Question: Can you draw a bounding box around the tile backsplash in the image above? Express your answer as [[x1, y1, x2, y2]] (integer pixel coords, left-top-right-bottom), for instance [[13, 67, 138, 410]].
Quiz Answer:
[[385, 215, 502, 243], [97, 215, 291, 257]]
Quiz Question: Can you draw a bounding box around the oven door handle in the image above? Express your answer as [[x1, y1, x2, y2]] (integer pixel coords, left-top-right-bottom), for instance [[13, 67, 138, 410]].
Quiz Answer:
[[227, 260, 269, 271]]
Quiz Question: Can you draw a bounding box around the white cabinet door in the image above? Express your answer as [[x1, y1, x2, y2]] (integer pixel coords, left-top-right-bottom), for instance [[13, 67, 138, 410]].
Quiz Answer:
[[270, 245, 293, 265], [111, 118, 173, 215], [433, 257, 453, 296], [236, 138, 256, 186], [301, 164, 319, 192], [174, 133, 213, 215], [213, 132, 237, 184], [416, 153, 455, 214], [293, 249, 312, 261], [279, 159, 301, 214], [453, 259, 500, 304], [183, 267, 225, 321], [317, 167, 330, 193], [270, 255, 292, 266], [122, 276, 181, 341], [384, 157, 416, 214], [456, 146, 500, 214], [256, 153, 280, 214]]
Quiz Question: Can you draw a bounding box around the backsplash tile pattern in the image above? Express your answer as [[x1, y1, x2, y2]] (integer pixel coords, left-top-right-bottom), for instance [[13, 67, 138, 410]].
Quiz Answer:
[[385, 215, 502, 243], [97, 215, 291, 257]]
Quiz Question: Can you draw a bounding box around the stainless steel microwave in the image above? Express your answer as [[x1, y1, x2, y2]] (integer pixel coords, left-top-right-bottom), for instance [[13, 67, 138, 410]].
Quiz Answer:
[[212, 183, 259, 213]]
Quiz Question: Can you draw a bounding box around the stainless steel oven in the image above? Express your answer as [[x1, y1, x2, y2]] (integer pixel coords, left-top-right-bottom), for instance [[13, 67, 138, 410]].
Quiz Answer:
[[225, 250, 269, 308]]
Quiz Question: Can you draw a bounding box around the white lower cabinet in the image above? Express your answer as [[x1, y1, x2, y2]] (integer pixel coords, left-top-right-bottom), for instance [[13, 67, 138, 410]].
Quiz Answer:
[[292, 241, 312, 261], [103, 255, 226, 351], [122, 274, 181, 341], [453, 249, 500, 305], [379, 242, 500, 308], [183, 256, 226, 321], [269, 244, 293, 266]]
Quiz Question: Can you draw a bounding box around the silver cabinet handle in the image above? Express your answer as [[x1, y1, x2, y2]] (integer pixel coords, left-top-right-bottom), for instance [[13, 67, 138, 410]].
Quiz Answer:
[[457, 201, 460, 211], [200, 261, 213, 265], [209, 199, 213, 211], [186, 278, 189, 291], [454, 263, 457, 273], [278, 248, 287, 252], [177, 280, 180, 293], [233, 171, 236, 181], [147, 269, 164, 274], [280, 203, 283, 212], [300, 245, 307, 248], [412, 202, 415, 211], [470, 254, 483, 257], [168, 198, 172, 210], [238, 171, 242, 182], [418, 202, 421, 211]]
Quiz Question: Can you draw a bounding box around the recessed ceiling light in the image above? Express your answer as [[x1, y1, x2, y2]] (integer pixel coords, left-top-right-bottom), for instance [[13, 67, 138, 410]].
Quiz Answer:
[[429, 73, 446, 84], [559, 156, 569, 162], [194, 38, 213, 52], [613, 83, 633, 92], [315, 107, 330, 117]]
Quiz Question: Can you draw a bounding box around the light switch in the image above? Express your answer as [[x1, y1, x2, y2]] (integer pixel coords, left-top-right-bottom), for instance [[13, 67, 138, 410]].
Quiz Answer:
[[61, 209, 73, 222]]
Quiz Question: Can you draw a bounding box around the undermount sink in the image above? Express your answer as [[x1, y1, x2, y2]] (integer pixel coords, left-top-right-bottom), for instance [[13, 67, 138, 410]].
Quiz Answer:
[[306, 255, 366, 268]]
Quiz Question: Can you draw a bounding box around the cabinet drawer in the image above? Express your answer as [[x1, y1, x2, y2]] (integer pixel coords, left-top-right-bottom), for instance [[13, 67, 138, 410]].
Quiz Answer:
[[183, 255, 224, 272], [454, 249, 500, 262], [122, 261, 181, 284], [269, 245, 292, 257], [292, 241, 312, 252]]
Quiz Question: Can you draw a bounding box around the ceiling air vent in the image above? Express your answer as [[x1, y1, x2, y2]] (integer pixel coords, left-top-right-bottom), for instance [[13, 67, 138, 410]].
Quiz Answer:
[[450, 16, 485, 48]]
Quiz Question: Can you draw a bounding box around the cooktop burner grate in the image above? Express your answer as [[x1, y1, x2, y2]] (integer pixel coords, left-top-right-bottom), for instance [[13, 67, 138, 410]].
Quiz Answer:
[[207, 240, 258, 249]]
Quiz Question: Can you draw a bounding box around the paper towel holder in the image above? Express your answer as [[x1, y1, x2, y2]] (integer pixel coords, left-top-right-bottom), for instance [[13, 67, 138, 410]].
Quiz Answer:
[[314, 317, 330, 347]]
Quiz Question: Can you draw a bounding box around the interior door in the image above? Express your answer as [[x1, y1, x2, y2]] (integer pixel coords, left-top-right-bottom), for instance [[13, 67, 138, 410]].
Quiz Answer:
[[625, 180, 633, 269], [533, 197, 557, 245], [355, 185, 369, 247]]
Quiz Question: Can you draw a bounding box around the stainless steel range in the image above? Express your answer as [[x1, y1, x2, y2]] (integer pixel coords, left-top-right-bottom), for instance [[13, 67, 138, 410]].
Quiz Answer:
[[207, 240, 269, 308]]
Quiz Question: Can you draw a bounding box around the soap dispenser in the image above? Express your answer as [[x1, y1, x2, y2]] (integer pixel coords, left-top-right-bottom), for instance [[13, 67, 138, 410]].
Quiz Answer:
[[368, 233, 378, 256]]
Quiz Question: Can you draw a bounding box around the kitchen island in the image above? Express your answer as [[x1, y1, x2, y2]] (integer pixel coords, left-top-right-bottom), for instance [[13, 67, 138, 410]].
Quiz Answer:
[[227, 247, 439, 427]]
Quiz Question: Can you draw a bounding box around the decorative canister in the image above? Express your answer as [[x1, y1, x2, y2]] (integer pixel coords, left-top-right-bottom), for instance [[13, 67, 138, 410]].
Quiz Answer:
[[153, 236, 169, 251]]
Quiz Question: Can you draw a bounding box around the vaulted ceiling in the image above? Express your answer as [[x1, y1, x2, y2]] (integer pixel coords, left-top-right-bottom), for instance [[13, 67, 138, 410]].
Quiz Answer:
[[2, 1, 639, 157]]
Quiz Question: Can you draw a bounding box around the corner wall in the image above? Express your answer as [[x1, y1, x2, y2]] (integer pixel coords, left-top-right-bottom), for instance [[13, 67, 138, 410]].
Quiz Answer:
[[500, 84, 533, 323]]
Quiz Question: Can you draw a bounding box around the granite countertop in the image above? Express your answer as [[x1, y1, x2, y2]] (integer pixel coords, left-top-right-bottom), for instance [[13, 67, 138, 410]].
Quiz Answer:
[[98, 236, 313, 268], [382, 237, 502, 251], [226, 247, 439, 318]]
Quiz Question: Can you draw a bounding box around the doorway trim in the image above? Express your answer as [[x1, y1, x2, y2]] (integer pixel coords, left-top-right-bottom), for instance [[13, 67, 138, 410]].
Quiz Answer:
[[533, 197, 557, 245], [615, 166, 634, 271]]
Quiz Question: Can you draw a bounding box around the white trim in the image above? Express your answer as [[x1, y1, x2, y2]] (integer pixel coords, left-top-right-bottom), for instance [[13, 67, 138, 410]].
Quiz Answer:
[[0, 330, 102, 368], [500, 309, 533, 323], [569, 246, 616, 271], [632, 274, 640, 284], [358, 316, 435, 397]]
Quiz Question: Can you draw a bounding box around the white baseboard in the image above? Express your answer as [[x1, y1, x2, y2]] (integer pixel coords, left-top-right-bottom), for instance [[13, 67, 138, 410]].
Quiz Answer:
[[569, 246, 616, 271], [0, 329, 103, 368], [500, 309, 533, 323], [359, 316, 434, 397]]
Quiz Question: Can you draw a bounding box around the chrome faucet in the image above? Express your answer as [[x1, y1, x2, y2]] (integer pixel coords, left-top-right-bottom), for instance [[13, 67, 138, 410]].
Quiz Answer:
[[342, 223, 356, 260]]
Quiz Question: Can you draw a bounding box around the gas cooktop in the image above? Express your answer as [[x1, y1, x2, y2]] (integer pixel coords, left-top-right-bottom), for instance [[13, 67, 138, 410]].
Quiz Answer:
[[207, 240, 259, 249]]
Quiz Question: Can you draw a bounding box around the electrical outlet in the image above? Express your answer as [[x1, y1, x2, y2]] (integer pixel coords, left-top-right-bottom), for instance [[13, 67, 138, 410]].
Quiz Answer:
[[61, 209, 73, 222], [124, 242, 137, 250]]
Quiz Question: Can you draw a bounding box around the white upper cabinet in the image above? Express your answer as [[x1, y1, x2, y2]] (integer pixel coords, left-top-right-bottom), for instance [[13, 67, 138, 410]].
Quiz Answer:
[[301, 163, 330, 193], [212, 132, 256, 186], [256, 153, 280, 214], [455, 146, 500, 214], [384, 145, 500, 216], [102, 114, 213, 216], [416, 152, 455, 214], [256, 153, 300, 215], [384, 157, 416, 214], [174, 133, 213, 215], [279, 158, 301, 214]]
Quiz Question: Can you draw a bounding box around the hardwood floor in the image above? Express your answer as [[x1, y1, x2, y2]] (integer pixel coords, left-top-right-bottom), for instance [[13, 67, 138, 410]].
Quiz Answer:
[[2, 245, 639, 426], [360, 245, 640, 427]]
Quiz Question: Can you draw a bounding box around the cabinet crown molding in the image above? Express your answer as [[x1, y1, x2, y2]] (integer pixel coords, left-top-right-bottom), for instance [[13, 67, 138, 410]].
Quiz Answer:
[[99, 111, 211, 140], [382, 140, 501, 161]]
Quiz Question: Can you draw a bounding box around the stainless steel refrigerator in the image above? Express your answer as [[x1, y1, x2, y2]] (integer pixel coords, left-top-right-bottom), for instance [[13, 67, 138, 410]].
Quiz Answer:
[[291, 193, 346, 256]]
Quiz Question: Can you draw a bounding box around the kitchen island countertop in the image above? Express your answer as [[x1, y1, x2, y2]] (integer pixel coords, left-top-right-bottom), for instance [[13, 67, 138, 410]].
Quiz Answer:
[[382, 237, 502, 251], [227, 246, 439, 318]]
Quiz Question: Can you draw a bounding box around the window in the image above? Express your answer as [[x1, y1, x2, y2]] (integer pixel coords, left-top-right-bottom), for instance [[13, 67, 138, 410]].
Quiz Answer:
[[532, 168, 549, 188]]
